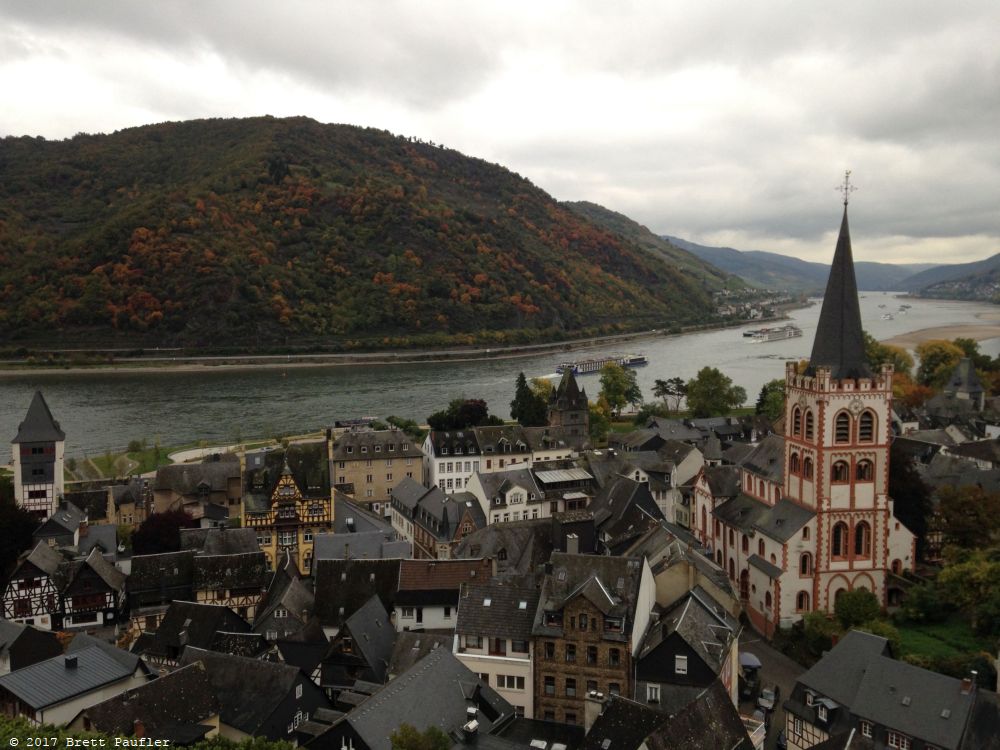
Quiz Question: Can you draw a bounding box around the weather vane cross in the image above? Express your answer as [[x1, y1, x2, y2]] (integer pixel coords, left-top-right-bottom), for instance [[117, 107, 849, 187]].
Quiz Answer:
[[837, 170, 857, 206]]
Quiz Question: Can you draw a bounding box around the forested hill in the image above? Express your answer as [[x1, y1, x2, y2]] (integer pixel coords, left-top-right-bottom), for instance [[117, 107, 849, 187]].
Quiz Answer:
[[0, 117, 731, 350]]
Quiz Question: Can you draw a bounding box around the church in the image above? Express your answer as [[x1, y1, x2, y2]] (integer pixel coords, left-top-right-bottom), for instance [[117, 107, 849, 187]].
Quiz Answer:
[[691, 196, 916, 635]]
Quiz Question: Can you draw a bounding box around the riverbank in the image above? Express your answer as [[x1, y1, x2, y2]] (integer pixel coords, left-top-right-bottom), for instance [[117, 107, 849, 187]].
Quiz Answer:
[[880, 311, 1000, 350]]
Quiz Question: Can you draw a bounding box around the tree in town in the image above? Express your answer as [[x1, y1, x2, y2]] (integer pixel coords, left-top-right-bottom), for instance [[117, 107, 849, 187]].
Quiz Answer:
[[589, 398, 612, 444], [864, 331, 914, 377], [952, 337, 994, 372], [390, 724, 451, 750], [530, 376, 554, 402], [0, 494, 38, 577], [888, 442, 935, 560], [892, 372, 936, 409], [833, 588, 881, 629], [131, 509, 198, 555], [937, 547, 1000, 636], [426, 398, 503, 431], [599, 363, 642, 418], [915, 340, 965, 387], [685, 367, 747, 418], [652, 376, 687, 413], [754, 378, 786, 421], [935, 485, 1000, 549], [510, 372, 548, 427]]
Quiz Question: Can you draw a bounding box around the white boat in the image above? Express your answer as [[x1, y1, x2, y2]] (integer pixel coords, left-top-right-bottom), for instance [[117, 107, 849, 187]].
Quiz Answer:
[[881, 313, 894, 320], [747, 324, 803, 343], [556, 353, 648, 375]]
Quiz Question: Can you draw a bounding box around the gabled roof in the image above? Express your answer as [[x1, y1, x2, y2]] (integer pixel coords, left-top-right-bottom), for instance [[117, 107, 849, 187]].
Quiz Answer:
[[639, 587, 739, 673], [795, 630, 892, 709], [210, 630, 270, 658], [387, 632, 452, 678], [127, 550, 196, 594], [330, 429, 422, 459], [808, 207, 872, 380], [12, 391, 65, 443], [341, 594, 395, 684], [135, 601, 251, 659], [581, 695, 672, 750], [75, 524, 118, 559], [713, 493, 770, 534], [179, 647, 322, 736], [396, 558, 493, 604], [21, 541, 64, 578], [313, 530, 407, 560], [193, 551, 269, 591], [0, 646, 136, 709], [453, 518, 556, 580], [180, 527, 260, 554], [703, 465, 742, 499], [80, 660, 219, 738], [739, 433, 785, 484], [474, 424, 532, 453], [243, 442, 330, 511], [475, 467, 543, 504], [456, 582, 541, 640], [74, 547, 126, 593], [644, 678, 752, 749], [535, 553, 644, 634], [753, 498, 816, 543], [338, 647, 513, 750], [646, 417, 704, 443], [0, 621, 62, 669], [944, 358, 985, 397], [35, 502, 86, 537], [67, 633, 143, 673], [154, 459, 239, 495], [426, 429, 481, 457], [313, 558, 401, 628]]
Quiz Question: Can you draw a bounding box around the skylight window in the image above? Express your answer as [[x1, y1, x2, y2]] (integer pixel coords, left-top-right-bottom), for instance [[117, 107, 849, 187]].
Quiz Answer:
[[519, 601, 527, 610], [483, 598, 492, 607]]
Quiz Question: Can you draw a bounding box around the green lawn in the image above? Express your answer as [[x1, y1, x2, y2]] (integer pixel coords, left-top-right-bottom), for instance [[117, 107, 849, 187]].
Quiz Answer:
[[897, 616, 993, 660]]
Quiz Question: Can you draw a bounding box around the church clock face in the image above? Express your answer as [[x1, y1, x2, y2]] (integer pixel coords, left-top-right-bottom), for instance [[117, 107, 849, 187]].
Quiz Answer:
[[848, 398, 864, 414]]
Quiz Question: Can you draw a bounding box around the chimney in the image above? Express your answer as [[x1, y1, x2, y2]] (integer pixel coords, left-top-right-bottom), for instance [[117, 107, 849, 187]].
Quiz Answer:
[[961, 671, 978, 695], [64, 655, 78, 669], [584, 691, 607, 732], [566, 533, 579, 555], [133, 719, 145, 739], [462, 720, 479, 741]]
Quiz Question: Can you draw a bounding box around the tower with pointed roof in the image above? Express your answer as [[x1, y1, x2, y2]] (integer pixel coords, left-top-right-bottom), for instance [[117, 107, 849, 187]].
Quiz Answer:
[[11, 391, 66, 520], [547, 370, 589, 437], [781, 195, 915, 617]]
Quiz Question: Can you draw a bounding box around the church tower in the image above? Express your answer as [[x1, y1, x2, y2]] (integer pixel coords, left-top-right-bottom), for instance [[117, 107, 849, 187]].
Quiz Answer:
[[547, 370, 589, 437], [783, 179, 914, 611], [11, 391, 66, 520]]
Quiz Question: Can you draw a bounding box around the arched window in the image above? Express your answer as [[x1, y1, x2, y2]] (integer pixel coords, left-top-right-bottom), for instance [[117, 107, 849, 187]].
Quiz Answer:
[[701, 507, 707, 534], [729, 529, 734, 546], [802, 526, 810, 541], [759, 480, 765, 497], [832, 461, 850, 483], [797, 591, 811, 611], [775, 488, 781, 501], [854, 522, 871, 557], [758, 539, 765, 556], [800, 552, 812, 576], [859, 411, 875, 442], [728, 559, 735, 581], [715, 520, 721, 537], [792, 406, 802, 436], [790, 452, 801, 474], [742, 535, 749, 553], [803, 457, 814, 479], [716, 550, 723, 565], [765, 591, 773, 610], [832, 522, 849, 558], [835, 412, 851, 443], [805, 410, 815, 440], [856, 459, 874, 481]]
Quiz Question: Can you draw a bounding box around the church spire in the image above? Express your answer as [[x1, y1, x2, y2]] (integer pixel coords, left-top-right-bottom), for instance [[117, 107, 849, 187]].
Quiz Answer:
[[808, 175, 871, 380]]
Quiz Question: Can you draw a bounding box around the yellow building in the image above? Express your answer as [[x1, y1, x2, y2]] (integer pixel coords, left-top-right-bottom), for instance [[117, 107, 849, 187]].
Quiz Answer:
[[241, 442, 333, 573]]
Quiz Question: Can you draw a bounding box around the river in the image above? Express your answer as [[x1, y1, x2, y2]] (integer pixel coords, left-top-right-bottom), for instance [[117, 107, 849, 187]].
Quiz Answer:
[[1, 292, 996, 459]]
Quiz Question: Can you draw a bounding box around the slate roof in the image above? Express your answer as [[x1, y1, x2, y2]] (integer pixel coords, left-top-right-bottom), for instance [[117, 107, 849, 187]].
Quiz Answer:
[[723, 443, 756, 466], [0, 621, 61, 671], [12, 391, 65, 443], [313, 558, 402, 628], [452, 518, 556, 580], [644, 678, 752, 750], [75, 524, 119, 558], [646, 417, 704, 443], [396, 558, 494, 605], [753, 498, 816, 543], [64, 489, 110, 522], [338, 647, 513, 750], [330, 430, 422, 459], [792, 629, 892, 708], [67, 633, 143, 673], [154, 459, 239, 495], [475, 424, 532, 454], [639, 587, 739, 673], [475, 468, 544, 505], [386, 632, 452, 678], [962, 690, 1000, 750], [808, 207, 872, 380], [313, 530, 408, 560], [426, 430, 481, 458], [0, 646, 135, 709], [551, 370, 588, 409], [748, 554, 783, 580], [276, 639, 328, 675], [341, 594, 395, 684], [944, 358, 985, 396], [36, 502, 86, 537], [713, 493, 770, 534], [739, 434, 785, 484], [589, 475, 663, 542], [243, 442, 330, 512], [22, 541, 63, 578], [950, 438, 1000, 465], [179, 647, 319, 736], [73, 547, 126, 593], [703, 465, 742, 499], [193, 551, 269, 591], [455, 583, 541, 640], [581, 695, 672, 750], [135, 601, 251, 660], [333, 494, 396, 535], [111, 477, 147, 508], [210, 630, 270, 658], [494, 718, 585, 750], [81, 660, 219, 738], [127, 550, 196, 594], [180, 527, 260, 554]]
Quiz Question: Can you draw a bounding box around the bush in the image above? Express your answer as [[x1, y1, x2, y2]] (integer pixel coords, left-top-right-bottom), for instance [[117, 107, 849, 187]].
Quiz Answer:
[[895, 582, 951, 625], [803, 611, 841, 656], [835, 589, 881, 629]]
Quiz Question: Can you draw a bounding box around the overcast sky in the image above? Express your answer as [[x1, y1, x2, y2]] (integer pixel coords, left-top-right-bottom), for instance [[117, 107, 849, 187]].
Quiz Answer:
[[2, 1, 998, 264]]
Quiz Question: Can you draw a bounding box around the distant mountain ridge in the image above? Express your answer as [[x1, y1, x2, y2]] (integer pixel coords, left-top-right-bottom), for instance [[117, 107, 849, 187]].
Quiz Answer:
[[0, 117, 736, 349], [666, 236, 940, 293]]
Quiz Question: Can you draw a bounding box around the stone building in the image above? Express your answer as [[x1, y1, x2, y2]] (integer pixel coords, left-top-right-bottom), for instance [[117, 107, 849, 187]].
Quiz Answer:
[[11, 392, 65, 520]]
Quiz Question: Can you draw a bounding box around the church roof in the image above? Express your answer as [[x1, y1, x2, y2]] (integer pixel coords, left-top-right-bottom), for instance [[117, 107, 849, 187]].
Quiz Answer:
[[12, 391, 65, 444], [552, 370, 587, 407], [944, 358, 985, 396], [808, 207, 872, 380]]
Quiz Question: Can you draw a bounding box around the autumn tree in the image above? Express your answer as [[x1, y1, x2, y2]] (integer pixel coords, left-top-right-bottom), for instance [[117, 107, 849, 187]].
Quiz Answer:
[[864, 331, 914, 377], [510, 372, 548, 427], [755, 378, 785, 421], [652, 377, 687, 413], [937, 547, 1000, 636], [131, 509, 197, 555], [589, 398, 612, 444], [915, 340, 965, 387], [390, 724, 451, 750], [685, 367, 747, 418], [599, 364, 642, 418], [935, 485, 1000, 549]]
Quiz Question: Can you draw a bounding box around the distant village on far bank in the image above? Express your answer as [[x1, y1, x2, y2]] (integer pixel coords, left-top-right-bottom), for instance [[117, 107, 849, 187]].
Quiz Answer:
[[2, 207, 1000, 750]]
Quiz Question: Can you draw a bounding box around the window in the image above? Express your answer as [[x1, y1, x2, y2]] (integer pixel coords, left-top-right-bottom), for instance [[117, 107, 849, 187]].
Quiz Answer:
[[579, 614, 588, 630], [817, 705, 828, 721], [800, 552, 812, 576], [861, 721, 872, 738], [511, 639, 529, 653], [674, 655, 688, 675], [793, 718, 802, 736], [544, 676, 555, 696], [544, 642, 555, 659], [797, 591, 811, 611], [832, 461, 850, 482], [765, 591, 773, 609], [497, 675, 525, 690], [805, 410, 815, 440], [790, 452, 800, 474], [832, 522, 849, 558], [758, 538, 765, 556], [854, 521, 871, 557], [802, 526, 810, 540], [304, 531, 313, 543], [295, 684, 303, 699], [803, 456, 814, 479], [609, 648, 620, 666], [565, 712, 577, 725], [859, 411, 875, 442], [275, 608, 288, 619], [835, 412, 851, 443], [609, 683, 621, 696], [565, 678, 577, 697], [856, 459, 874, 481], [647, 684, 660, 703], [742, 534, 749, 553], [401, 607, 414, 618], [888, 732, 911, 749], [443, 606, 451, 619], [792, 406, 802, 436], [565, 644, 576, 662], [587, 646, 598, 664]]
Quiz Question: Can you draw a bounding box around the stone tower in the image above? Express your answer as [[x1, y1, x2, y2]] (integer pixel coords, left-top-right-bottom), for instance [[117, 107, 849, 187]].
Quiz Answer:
[[547, 370, 589, 437], [12, 391, 66, 520]]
